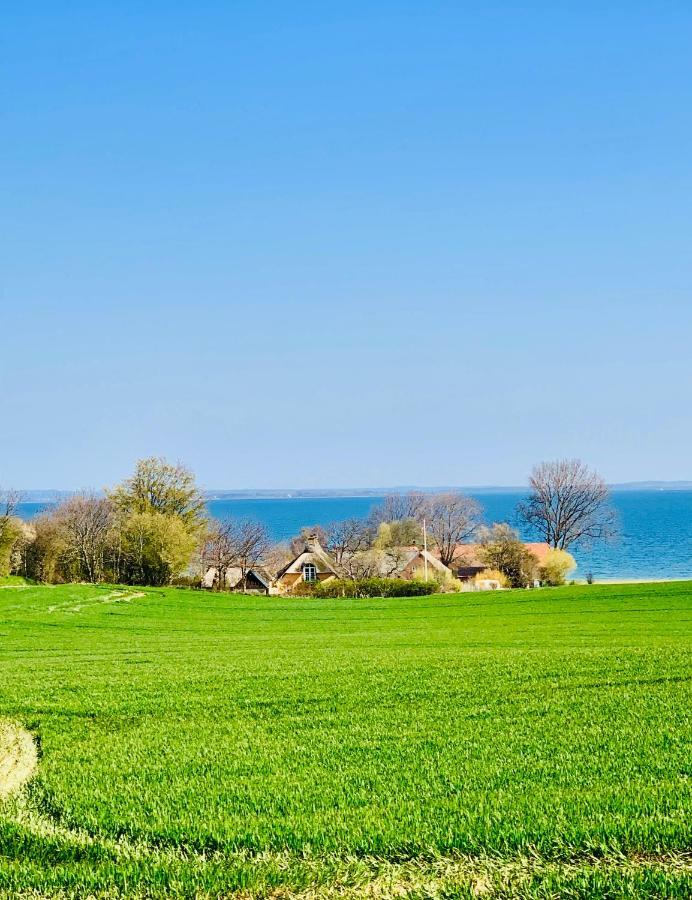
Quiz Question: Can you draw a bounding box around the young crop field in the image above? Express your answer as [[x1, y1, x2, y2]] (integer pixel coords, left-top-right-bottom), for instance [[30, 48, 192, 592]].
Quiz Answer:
[[0, 579, 690, 898]]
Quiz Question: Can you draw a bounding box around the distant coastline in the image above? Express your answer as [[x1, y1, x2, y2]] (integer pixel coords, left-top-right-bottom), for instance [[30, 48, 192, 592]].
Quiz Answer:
[[13, 487, 692, 581], [15, 481, 692, 503]]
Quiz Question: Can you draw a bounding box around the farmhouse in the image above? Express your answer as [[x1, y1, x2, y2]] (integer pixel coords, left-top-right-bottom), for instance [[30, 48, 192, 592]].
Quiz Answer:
[[398, 548, 452, 580], [271, 536, 341, 594], [343, 546, 452, 580]]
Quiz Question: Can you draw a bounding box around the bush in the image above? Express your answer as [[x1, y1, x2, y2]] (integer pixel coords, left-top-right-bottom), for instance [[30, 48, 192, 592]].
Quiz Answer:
[[473, 568, 509, 589], [539, 549, 577, 586], [287, 579, 319, 596], [170, 574, 202, 589], [434, 576, 464, 593], [0, 516, 25, 577], [310, 577, 439, 599]]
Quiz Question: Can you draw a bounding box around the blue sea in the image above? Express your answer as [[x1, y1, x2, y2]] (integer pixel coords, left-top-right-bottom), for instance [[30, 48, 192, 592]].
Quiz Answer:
[[15, 490, 692, 582]]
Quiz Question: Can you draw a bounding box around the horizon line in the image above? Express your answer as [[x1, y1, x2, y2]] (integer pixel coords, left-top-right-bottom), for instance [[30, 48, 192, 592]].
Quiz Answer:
[[14, 479, 692, 499]]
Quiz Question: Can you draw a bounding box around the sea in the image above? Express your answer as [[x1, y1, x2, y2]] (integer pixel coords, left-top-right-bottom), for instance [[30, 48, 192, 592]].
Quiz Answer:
[[15, 490, 692, 582]]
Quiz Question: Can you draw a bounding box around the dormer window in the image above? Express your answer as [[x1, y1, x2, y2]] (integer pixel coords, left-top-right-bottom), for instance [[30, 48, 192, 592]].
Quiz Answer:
[[302, 563, 317, 583]]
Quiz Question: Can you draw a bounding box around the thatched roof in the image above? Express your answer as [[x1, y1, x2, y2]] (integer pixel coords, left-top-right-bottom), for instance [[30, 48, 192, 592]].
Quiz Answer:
[[275, 538, 340, 578], [343, 547, 452, 578], [202, 566, 272, 589]]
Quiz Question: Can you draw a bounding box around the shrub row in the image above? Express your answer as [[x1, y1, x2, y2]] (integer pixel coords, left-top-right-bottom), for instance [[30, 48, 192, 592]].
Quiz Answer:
[[309, 577, 439, 598]]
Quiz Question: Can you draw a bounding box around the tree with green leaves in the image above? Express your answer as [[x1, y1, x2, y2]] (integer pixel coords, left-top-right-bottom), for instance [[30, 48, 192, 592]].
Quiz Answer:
[[119, 510, 198, 586], [478, 523, 539, 588], [373, 519, 423, 549], [109, 458, 207, 586], [109, 457, 206, 532]]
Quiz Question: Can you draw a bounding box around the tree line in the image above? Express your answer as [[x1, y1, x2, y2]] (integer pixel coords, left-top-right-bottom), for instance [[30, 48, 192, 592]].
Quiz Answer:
[[0, 457, 616, 588]]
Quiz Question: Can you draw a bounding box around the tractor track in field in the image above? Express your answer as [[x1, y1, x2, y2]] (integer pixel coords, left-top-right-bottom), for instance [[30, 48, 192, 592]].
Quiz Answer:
[[47, 589, 147, 614], [1, 720, 690, 898]]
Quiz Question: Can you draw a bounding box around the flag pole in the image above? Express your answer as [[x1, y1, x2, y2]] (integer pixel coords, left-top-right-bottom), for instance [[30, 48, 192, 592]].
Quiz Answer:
[[423, 517, 428, 581]]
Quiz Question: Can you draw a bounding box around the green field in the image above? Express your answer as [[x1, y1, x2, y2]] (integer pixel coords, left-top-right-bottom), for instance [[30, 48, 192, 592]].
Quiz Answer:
[[0, 580, 690, 898]]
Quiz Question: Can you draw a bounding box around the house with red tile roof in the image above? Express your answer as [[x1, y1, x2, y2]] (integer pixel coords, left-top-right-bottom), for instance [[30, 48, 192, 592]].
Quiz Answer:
[[433, 542, 552, 580]]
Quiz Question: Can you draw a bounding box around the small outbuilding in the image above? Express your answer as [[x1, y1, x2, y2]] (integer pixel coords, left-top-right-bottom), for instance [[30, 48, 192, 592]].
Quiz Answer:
[[202, 566, 273, 594]]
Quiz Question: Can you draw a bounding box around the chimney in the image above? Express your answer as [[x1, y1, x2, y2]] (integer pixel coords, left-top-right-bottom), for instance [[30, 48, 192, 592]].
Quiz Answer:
[[304, 532, 321, 553]]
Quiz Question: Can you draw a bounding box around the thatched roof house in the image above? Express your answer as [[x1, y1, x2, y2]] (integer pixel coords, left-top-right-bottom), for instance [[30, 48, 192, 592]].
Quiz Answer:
[[273, 535, 340, 593], [343, 547, 452, 581]]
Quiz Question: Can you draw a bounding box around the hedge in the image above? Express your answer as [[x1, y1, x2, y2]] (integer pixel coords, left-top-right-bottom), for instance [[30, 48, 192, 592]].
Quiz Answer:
[[310, 577, 439, 598]]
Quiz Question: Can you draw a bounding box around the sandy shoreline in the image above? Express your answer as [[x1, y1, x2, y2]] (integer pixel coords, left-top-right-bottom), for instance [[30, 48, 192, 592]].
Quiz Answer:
[[580, 577, 692, 585]]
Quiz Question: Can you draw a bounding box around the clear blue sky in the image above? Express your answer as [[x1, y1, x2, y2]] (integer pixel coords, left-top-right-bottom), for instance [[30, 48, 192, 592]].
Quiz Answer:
[[2, 2, 691, 490]]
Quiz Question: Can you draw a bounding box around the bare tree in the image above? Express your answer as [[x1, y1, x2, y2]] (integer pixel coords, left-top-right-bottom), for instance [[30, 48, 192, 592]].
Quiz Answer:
[[289, 525, 328, 557], [340, 547, 408, 579], [0, 488, 21, 542], [517, 459, 617, 550], [234, 520, 270, 591], [425, 492, 482, 566], [0, 488, 21, 520], [324, 518, 372, 564], [53, 493, 116, 582], [201, 518, 270, 591], [0, 488, 24, 577], [263, 542, 294, 579], [369, 491, 428, 526], [201, 520, 239, 590]]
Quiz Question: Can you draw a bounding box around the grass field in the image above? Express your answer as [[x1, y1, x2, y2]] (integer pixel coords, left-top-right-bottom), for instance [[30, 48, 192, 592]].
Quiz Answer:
[[0, 579, 690, 898]]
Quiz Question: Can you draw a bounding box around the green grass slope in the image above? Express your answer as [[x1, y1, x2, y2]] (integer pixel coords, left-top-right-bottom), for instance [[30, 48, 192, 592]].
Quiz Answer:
[[0, 581, 690, 897]]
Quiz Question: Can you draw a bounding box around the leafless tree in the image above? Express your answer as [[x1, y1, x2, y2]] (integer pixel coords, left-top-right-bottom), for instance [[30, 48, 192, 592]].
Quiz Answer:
[[53, 493, 116, 582], [0, 488, 24, 577], [340, 547, 407, 579], [0, 488, 21, 520], [369, 491, 429, 526], [0, 488, 20, 545], [324, 518, 373, 564], [202, 518, 271, 591], [234, 520, 270, 591], [517, 459, 617, 550], [289, 525, 328, 557], [263, 542, 294, 579], [425, 492, 482, 566], [201, 520, 239, 590]]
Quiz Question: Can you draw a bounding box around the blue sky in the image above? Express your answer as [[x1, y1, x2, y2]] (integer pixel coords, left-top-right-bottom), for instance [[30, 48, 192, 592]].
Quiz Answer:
[[2, 2, 691, 489]]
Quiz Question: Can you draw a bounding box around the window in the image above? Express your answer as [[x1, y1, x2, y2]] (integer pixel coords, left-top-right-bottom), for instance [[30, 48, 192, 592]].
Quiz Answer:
[[302, 563, 317, 583]]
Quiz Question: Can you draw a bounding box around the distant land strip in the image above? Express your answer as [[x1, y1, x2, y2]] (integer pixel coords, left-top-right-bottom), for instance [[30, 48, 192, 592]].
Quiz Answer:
[[13, 481, 692, 503]]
